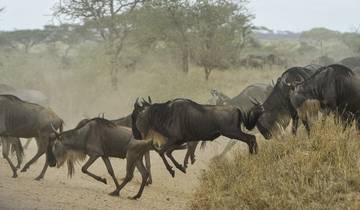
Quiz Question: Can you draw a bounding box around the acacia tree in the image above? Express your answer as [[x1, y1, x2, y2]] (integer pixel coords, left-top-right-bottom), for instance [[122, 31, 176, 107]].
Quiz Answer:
[[0, 29, 49, 53], [342, 32, 360, 56], [191, 0, 253, 80], [54, 0, 143, 89]]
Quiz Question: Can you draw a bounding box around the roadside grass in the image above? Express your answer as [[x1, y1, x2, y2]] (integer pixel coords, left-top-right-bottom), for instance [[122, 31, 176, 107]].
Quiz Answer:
[[190, 119, 360, 210]]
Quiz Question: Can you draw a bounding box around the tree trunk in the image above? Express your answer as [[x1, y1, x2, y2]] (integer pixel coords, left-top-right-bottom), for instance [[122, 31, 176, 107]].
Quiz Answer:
[[204, 67, 212, 80], [181, 44, 189, 73], [110, 54, 119, 90]]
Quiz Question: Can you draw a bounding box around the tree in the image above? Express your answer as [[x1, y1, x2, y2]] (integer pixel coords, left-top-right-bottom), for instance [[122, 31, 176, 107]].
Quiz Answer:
[[0, 29, 49, 53], [44, 24, 92, 68], [191, 0, 253, 80], [300, 28, 340, 56], [54, 0, 143, 89], [342, 32, 360, 55]]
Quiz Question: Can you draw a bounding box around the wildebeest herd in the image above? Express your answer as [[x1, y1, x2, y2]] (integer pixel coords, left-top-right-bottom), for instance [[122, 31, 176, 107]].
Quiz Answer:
[[1, 63, 360, 200]]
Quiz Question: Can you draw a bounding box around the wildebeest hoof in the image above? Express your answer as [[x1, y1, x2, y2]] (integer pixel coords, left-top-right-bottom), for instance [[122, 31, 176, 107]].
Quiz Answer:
[[34, 176, 43, 181], [12, 173, 18, 178], [190, 158, 196, 165], [100, 178, 107, 184], [169, 169, 175, 177], [146, 179, 152, 186], [178, 166, 186, 174], [128, 195, 140, 200], [20, 168, 27, 173], [108, 191, 119, 196]]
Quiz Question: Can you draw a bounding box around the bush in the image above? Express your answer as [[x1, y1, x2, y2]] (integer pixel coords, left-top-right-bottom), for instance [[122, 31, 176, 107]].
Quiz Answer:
[[190, 119, 360, 210]]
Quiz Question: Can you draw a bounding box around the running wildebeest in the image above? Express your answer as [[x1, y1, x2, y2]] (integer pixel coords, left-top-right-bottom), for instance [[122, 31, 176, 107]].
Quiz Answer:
[[0, 95, 63, 179], [209, 83, 273, 155], [113, 101, 203, 172], [289, 64, 356, 131], [248, 66, 316, 139], [131, 98, 263, 177], [47, 118, 152, 200]]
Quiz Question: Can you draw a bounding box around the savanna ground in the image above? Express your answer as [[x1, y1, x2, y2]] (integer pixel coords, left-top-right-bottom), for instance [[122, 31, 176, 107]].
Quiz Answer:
[[0, 61, 281, 210]]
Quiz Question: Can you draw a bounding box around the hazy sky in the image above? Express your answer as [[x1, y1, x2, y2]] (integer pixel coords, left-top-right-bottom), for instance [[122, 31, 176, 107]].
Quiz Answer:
[[0, 0, 359, 32]]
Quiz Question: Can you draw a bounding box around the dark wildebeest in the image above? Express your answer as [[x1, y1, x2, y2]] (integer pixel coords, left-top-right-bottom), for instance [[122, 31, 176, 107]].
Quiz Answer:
[[113, 104, 203, 171], [289, 64, 356, 131], [47, 118, 152, 200], [0, 95, 63, 179], [131, 98, 263, 177], [0, 83, 49, 150], [209, 83, 273, 155], [248, 67, 316, 139]]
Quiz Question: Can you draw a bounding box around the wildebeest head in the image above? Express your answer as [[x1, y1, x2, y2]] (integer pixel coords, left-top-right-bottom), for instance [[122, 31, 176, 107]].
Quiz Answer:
[[131, 97, 152, 140], [47, 123, 86, 177], [252, 67, 314, 139], [244, 97, 265, 130]]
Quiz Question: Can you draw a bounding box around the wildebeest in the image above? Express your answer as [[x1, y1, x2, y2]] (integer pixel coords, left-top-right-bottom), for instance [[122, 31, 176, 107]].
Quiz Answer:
[[209, 83, 273, 155], [0, 84, 49, 150], [113, 104, 203, 172], [249, 67, 316, 139], [289, 64, 356, 131], [131, 98, 263, 177], [0, 95, 63, 179], [47, 118, 152, 200]]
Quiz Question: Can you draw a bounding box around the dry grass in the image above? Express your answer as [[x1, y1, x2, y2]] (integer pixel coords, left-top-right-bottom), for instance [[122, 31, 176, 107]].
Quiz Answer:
[[190, 119, 360, 210]]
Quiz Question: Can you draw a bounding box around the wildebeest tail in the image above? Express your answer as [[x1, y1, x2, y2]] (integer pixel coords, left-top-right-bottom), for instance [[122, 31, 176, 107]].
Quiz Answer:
[[10, 138, 24, 164]]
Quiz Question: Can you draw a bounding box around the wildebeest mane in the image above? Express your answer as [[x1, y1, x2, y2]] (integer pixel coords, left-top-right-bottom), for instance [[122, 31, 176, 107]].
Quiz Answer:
[[305, 64, 354, 81], [74, 117, 115, 130]]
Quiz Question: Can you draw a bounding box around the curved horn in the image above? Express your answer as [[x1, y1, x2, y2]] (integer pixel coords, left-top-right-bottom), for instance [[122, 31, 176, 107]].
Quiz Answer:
[[102, 113, 105, 118], [135, 97, 142, 108], [50, 123, 59, 135], [148, 96, 152, 104]]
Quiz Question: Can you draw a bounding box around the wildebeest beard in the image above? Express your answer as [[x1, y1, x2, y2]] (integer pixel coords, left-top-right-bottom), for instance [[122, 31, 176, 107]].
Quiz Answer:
[[255, 79, 294, 139], [132, 106, 169, 150]]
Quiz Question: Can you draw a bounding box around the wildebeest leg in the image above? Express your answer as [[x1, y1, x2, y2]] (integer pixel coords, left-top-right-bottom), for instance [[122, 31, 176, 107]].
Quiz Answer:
[[129, 160, 149, 200], [34, 160, 48, 181], [219, 141, 237, 157], [144, 151, 152, 185], [157, 145, 176, 177], [165, 144, 187, 173], [2, 138, 18, 178], [292, 114, 299, 136], [101, 157, 120, 194], [12, 138, 24, 169], [21, 137, 46, 173], [184, 141, 199, 168], [81, 155, 107, 184], [222, 130, 257, 154], [109, 154, 137, 196]]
